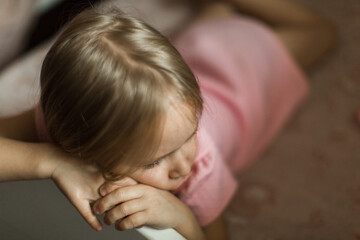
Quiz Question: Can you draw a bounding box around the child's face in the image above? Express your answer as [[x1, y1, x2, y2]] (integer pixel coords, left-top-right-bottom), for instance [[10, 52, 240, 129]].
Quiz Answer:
[[113, 104, 198, 191]]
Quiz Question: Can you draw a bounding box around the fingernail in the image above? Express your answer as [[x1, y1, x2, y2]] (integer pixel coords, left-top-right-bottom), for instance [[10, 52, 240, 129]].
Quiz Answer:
[[94, 206, 100, 215], [96, 225, 103, 232], [100, 188, 107, 196], [136, 225, 144, 229]]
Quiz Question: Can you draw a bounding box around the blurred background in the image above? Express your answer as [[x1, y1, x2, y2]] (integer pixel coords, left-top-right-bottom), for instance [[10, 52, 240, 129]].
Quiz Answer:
[[0, 0, 359, 239], [0, 0, 100, 70]]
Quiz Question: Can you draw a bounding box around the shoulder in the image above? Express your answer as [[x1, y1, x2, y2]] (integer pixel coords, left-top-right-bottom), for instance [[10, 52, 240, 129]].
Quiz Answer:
[[34, 103, 53, 143], [0, 108, 37, 142]]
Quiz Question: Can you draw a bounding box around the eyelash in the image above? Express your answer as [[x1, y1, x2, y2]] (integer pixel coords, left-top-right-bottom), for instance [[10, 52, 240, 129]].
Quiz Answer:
[[144, 159, 162, 169], [144, 131, 197, 170]]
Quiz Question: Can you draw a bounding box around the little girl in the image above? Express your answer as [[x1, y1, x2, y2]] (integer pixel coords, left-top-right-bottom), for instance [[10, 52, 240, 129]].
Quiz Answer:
[[0, 0, 336, 239]]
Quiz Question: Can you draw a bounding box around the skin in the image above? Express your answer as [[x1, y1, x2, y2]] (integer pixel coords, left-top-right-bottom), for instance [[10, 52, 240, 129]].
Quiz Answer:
[[0, 1, 337, 239], [93, 1, 337, 239], [0, 122, 107, 231], [93, 104, 207, 240], [112, 103, 198, 191]]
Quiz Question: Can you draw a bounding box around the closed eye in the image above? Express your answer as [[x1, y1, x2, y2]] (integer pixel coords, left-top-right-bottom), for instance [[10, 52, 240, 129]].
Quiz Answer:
[[143, 125, 198, 170], [144, 159, 162, 169]]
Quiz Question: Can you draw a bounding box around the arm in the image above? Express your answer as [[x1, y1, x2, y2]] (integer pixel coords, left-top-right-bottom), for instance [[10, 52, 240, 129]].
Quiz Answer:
[[0, 136, 55, 181], [0, 109, 104, 231], [202, 214, 229, 240], [174, 197, 207, 240], [0, 109, 53, 181], [227, 0, 337, 70]]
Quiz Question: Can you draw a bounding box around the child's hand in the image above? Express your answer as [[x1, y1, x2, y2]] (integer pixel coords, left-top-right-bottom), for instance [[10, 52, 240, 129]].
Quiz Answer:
[[98, 176, 139, 197], [93, 180, 190, 231], [47, 145, 105, 231]]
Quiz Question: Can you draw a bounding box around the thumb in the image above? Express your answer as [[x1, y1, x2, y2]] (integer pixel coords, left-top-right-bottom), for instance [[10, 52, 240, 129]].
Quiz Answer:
[[73, 199, 103, 232], [99, 176, 138, 196]]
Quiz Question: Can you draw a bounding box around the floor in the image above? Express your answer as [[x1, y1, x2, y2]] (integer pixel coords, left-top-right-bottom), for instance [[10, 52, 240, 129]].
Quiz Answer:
[[225, 1, 360, 239], [0, 0, 359, 239]]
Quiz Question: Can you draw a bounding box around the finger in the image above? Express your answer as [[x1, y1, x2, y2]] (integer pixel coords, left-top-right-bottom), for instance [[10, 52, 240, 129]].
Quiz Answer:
[[94, 185, 143, 215], [74, 200, 103, 232], [104, 198, 145, 225], [115, 211, 148, 231], [99, 177, 138, 196]]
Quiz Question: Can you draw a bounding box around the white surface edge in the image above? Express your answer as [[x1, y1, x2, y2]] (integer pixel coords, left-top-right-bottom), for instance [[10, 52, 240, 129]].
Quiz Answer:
[[136, 226, 187, 240]]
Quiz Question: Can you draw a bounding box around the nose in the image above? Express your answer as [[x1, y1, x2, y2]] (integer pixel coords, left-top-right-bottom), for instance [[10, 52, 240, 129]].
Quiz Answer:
[[169, 157, 192, 179]]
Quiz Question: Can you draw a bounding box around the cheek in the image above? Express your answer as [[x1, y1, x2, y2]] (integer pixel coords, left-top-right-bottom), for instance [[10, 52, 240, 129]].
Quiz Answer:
[[131, 169, 166, 186], [188, 137, 198, 161]]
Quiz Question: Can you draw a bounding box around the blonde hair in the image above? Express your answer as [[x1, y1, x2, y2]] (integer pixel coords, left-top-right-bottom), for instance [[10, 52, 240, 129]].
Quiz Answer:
[[40, 7, 203, 179]]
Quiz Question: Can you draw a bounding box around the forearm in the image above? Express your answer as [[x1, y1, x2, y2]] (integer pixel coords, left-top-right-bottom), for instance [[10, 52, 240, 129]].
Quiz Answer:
[[174, 202, 206, 240], [202, 214, 229, 240], [229, 0, 331, 27], [0, 137, 55, 182]]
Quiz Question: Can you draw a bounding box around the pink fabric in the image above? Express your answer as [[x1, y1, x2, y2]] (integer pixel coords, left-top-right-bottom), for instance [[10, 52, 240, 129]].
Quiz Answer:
[[170, 15, 309, 226], [34, 15, 309, 227], [171, 127, 238, 226]]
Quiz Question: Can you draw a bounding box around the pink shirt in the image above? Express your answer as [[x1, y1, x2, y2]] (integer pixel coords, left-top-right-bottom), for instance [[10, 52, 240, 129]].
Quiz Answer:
[[35, 15, 309, 227], [170, 15, 309, 226]]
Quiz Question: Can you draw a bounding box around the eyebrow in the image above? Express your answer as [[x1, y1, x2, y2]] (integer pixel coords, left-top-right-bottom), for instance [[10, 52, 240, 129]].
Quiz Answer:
[[150, 126, 198, 163]]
